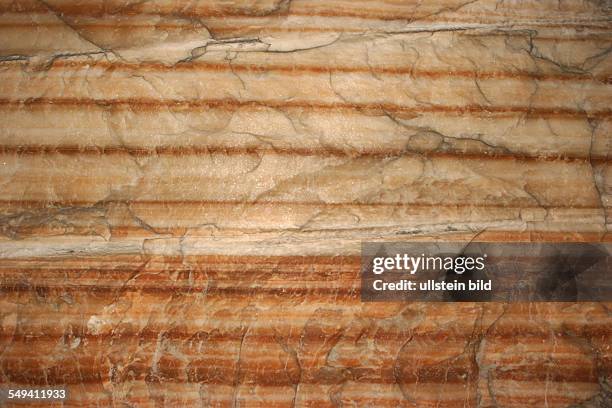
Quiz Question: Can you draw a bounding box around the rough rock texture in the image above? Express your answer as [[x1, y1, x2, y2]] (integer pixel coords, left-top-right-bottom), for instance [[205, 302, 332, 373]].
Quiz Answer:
[[0, 0, 611, 406]]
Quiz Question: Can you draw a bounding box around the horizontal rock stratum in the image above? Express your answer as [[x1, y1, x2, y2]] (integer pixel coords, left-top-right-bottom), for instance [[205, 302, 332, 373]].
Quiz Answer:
[[0, 0, 610, 407]]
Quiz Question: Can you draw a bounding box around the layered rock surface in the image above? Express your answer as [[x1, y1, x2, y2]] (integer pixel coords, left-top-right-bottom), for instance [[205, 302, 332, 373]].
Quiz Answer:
[[0, 0, 611, 406]]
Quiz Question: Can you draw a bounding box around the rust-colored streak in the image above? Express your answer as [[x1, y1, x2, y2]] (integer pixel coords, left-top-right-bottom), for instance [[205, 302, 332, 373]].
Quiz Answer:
[[0, 365, 599, 386], [0, 3, 610, 25], [0, 199, 606, 210], [0, 283, 360, 296], [0, 321, 608, 344], [9, 59, 609, 85], [0, 144, 609, 164], [0, 97, 609, 118]]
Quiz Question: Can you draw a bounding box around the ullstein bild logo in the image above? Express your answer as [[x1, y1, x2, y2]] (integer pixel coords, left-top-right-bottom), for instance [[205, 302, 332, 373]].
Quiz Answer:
[[361, 243, 612, 302]]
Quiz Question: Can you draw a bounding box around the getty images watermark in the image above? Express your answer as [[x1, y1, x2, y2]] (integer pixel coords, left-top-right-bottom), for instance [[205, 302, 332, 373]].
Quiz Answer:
[[361, 242, 611, 302]]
